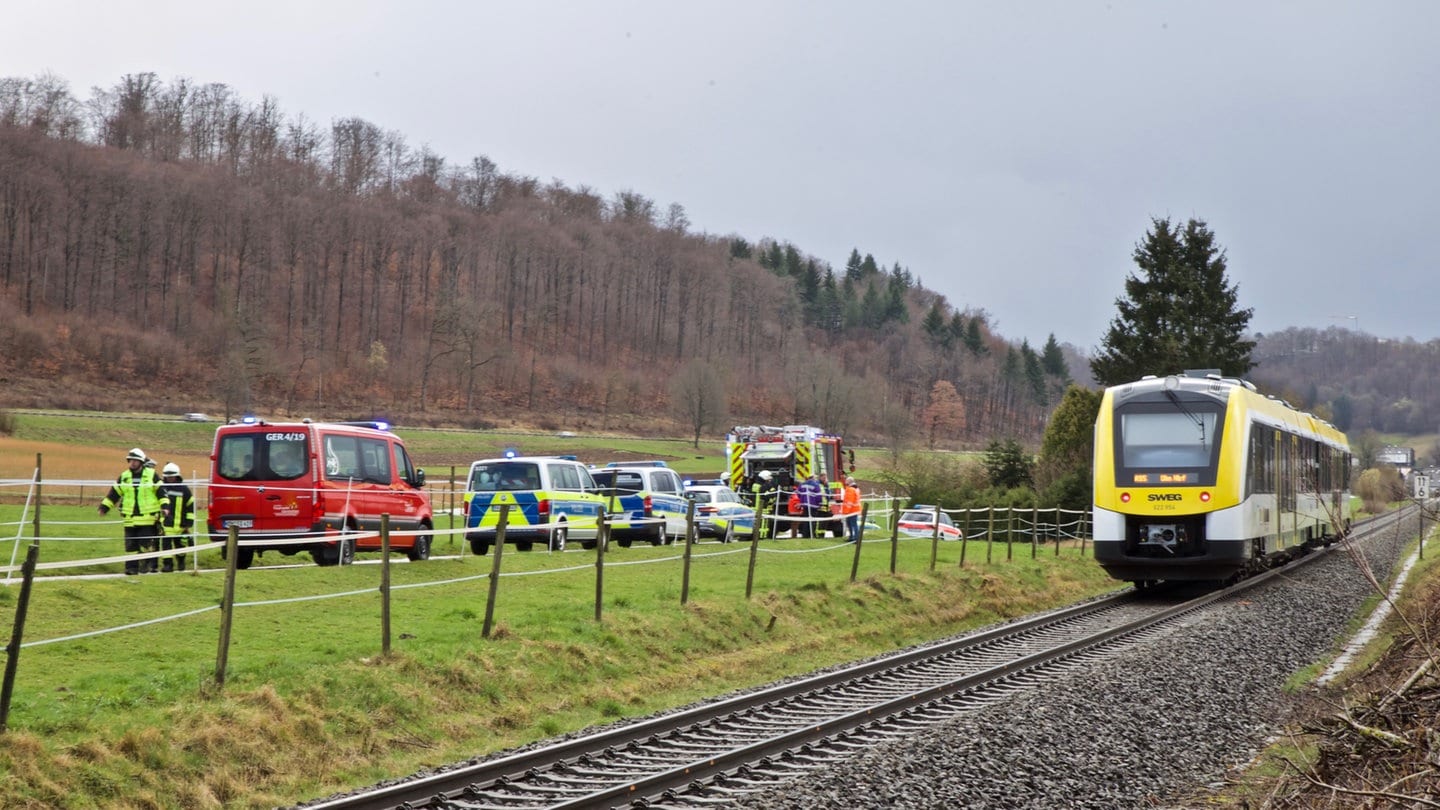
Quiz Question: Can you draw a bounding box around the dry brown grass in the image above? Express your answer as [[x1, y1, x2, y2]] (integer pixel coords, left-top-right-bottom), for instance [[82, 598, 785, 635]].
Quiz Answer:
[[0, 437, 209, 481]]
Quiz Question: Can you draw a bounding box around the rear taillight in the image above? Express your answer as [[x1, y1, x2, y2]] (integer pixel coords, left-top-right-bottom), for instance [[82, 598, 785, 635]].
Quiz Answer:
[[537, 499, 550, 519], [643, 495, 653, 516], [699, 505, 718, 515]]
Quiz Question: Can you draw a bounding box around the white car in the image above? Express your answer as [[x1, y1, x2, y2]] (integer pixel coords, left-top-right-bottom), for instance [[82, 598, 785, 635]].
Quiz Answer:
[[683, 484, 756, 542], [897, 506, 964, 540]]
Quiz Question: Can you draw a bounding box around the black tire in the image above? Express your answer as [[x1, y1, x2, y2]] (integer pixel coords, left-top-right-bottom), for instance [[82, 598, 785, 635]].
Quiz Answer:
[[549, 525, 568, 552], [616, 535, 633, 548], [470, 538, 491, 556], [649, 524, 665, 546], [313, 543, 338, 566], [339, 535, 355, 566], [516, 541, 534, 552], [236, 546, 255, 570], [407, 531, 432, 561]]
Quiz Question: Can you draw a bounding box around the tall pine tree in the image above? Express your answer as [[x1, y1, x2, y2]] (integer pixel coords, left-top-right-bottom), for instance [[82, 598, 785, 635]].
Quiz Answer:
[[1040, 333, 1069, 381], [1090, 217, 1255, 386]]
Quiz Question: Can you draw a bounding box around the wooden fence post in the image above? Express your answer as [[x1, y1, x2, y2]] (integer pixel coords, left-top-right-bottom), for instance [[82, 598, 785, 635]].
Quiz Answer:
[[960, 508, 970, 567], [930, 506, 941, 571], [1031, 505, 1039, 559], [850, 503, 867, 582], [889, 497, 900, 575], [986, 508, 995, 564], [214, 526, 240, 689], [380, 514, 391, 656], [595, 513, 608, 621], [1006, 509, 1015, 561], [745, 511, 761, 599], [482, 504, 509, 638], [31, 454, 41, 549], [0, 543, 40, 732], [681, 500, 695, 605]]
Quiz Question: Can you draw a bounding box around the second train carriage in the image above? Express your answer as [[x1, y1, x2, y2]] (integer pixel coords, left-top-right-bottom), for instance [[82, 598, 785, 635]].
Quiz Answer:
[[1092, 373, 1351, 584]]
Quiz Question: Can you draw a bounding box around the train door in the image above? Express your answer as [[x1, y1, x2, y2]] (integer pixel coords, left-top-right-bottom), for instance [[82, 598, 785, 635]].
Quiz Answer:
[[1280, 433, 1298, 548]]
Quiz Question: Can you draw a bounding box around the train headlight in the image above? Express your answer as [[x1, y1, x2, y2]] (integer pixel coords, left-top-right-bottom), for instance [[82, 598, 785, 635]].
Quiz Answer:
[[1200, 491, 1211, 502], [1120, 492, 1131, 503]]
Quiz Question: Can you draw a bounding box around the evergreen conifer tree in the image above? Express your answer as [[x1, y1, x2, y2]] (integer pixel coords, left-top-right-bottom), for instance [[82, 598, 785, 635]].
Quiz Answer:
[[922, 300, 950, 348], [1040, 333, 1069, 381], [1021, 340, 1047, 405], [845, 249, 864, 284], [1090, 217, 1255, 386], [963, 317, 987, 355]]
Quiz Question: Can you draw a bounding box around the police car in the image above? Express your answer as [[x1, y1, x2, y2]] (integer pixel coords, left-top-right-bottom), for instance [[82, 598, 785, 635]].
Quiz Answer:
[[463, 456, 606, 554], [683, 483, 755, 542], [896, 506, 964, 540]]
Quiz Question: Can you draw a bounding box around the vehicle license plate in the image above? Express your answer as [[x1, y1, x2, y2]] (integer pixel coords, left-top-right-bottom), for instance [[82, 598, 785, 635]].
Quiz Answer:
[[227, 519, 253, 528]]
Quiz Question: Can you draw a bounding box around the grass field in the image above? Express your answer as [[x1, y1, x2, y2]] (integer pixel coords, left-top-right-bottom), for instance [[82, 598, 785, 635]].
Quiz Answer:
[[0, 412, 1116, 809]]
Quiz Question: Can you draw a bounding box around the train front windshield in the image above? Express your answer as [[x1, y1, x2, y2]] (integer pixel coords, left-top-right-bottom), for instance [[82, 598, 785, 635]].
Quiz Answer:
[[1113, 400, 1225, 486]]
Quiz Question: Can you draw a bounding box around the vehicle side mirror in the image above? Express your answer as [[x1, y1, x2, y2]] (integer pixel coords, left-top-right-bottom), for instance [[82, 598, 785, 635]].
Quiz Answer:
[[413, 468, 427, 488]]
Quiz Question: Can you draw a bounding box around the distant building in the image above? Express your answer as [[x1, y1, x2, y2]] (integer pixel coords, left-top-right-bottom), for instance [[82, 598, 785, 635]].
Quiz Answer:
[[1377, 445, 1416, 467]]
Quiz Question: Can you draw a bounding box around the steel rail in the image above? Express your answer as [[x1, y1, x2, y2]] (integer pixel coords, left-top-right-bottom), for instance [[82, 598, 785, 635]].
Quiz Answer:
[[298, 510, 1407, 810]]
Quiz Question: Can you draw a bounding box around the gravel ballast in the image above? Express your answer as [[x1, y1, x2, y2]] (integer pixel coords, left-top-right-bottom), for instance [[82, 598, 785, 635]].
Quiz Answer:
[[733, 526, 1414, 809]]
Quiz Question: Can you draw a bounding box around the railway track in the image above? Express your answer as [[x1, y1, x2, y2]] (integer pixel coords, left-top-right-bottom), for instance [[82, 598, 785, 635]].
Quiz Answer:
[[298, 510, 1406, 810]]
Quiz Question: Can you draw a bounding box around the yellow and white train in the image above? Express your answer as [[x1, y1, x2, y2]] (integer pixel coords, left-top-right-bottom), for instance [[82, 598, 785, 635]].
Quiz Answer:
[[1092, 373, 1351, 585]]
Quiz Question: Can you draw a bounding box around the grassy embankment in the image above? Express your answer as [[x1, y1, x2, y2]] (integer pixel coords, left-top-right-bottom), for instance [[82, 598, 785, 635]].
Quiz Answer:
[[0, 412, 1118, 809]]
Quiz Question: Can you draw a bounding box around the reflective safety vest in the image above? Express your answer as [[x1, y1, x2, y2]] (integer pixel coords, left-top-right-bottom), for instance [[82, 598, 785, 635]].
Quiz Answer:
[[158, 482, 196, 535], [101, 468, 163, 527]]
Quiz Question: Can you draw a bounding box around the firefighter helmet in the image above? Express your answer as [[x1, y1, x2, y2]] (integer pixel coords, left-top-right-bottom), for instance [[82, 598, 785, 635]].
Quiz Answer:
[[126, 448, 146, 463], [162, 462, 181, 476]]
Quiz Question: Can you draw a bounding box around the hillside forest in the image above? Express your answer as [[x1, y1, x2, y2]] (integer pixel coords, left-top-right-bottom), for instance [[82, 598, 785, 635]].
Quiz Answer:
[[0, 72, 1086, 447], [0, 73, 1433, 453]]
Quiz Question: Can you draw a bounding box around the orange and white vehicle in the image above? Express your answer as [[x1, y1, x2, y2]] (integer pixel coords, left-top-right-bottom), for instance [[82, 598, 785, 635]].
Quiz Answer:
[[896, 506, 964, 540], [206, 419, 433, 568]]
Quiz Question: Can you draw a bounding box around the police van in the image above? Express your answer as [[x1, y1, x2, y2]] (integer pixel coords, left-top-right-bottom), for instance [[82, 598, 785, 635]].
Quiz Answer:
[[590, 461, 689, 543], [207, 419, 433, 568], [463, 456, 607, 554]]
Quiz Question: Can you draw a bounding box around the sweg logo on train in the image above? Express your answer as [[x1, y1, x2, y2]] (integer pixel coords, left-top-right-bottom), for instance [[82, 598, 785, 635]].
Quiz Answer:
[[1147, 494, 1183, 502]]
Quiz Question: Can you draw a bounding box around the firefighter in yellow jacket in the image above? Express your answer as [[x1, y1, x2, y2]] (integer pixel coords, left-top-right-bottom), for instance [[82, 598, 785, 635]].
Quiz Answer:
[[157, 462, 196, 572], [98, 448, 163, 575]]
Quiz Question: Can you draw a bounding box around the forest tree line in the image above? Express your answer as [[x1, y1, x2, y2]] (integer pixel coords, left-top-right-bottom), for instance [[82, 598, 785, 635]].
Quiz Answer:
[[0, 72, 1073, 446]]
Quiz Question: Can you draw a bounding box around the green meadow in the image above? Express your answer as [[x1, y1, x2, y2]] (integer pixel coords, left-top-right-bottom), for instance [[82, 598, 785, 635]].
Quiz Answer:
[[0, 412, 1117, 809]]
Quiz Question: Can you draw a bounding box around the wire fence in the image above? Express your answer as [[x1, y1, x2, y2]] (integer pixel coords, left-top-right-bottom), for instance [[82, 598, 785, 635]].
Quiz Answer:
[[0, 472, 1095, 730]]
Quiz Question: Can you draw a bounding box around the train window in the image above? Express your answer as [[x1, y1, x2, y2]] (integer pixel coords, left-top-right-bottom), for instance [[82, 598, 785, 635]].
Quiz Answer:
[[1113, 400, 1225, 486], [1119, 412, 1218, 467]]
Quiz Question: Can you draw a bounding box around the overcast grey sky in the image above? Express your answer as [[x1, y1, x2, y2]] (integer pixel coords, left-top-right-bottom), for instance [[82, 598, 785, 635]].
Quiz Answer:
[[6, 2, 1438, 351]]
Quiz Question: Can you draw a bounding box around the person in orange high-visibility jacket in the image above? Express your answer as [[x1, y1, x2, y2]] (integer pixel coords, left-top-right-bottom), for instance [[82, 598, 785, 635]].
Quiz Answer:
[[840, 477, 862, 543]]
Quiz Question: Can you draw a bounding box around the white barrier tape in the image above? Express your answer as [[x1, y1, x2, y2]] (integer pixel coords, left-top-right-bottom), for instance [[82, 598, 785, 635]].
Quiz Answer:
[[0, 541, 228, 574], [20, 605, 219, 648], [2, 535, 886, 653], [235, 588, 377, 607], [757, 513, 852, 524], [757, 539, 855, 554]]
